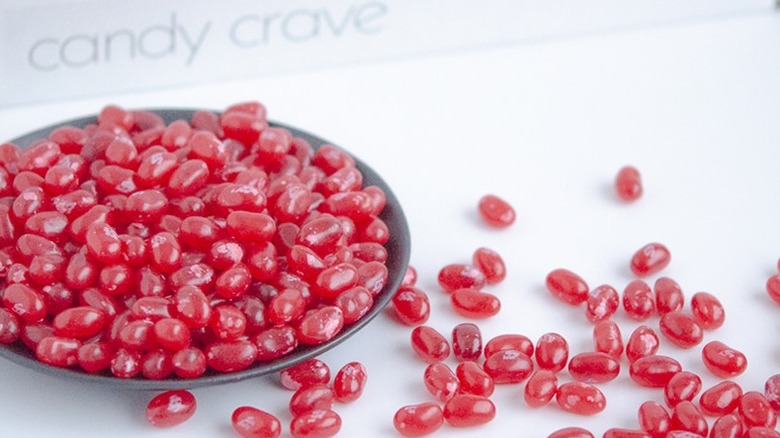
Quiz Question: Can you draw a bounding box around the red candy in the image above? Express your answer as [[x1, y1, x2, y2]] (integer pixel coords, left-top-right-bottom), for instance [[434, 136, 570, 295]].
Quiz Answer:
[[545, 268, 589, 305], [555, 381, 606, 415], [567, 351, 620, 383], [472, 247, 506, 284], [593, 319, 624, 359], [659, 311, 704, 349], [424, 363, 460, 402], [452, 323, 482, 362], [638, 401, 671, 437], [392, 287, 431, 326], [442, 394, 496, 427], [740, 391, 777, 429], [547, 427, 595, 438], [437, 264, 486, 293], [410, 326, 450, 364], [630, 242, 671, 277], [629, 355, 682, 388], [146, 390, 196, 428], [623, 279, 655, 320], [626, 325, 660, 363], [477, 194, 515, 228], [290, 409, 341, 438], [701, 341, 748, 378], [586, 284, 620, 323], [280, 358, 331, 391], [615, 165, 643, 202], [483, 349, 534, 384], [450, 288, 501, 319], [690, 292, 725, 330], [535, 332, 569, 373], [457, 361, 495, 397], [232, 407, 281, 438], [524, 369, 558, 407], [699, 381, 743, 416], [664, 371, 702, 408], [393, 403, 444, 437], [333, 361, 367, 403]]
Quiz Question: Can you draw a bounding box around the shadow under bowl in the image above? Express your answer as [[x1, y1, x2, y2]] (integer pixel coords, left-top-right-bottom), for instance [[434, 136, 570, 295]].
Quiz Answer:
[[0, 109, 411, 390]]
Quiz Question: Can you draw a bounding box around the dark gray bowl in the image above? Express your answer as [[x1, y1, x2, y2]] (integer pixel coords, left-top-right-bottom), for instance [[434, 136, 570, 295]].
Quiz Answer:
[[0, 109, 410, 390]]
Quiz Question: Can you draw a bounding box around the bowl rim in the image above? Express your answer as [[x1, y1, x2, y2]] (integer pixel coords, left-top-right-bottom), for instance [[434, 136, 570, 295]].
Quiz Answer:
[[0, 108, 411, 390]]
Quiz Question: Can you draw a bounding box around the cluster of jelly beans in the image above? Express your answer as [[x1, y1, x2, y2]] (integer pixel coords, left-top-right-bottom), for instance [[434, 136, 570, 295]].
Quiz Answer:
[[0, 102, 392, 380], [145, 357, 367, 437], [389, 177, 780, 438]]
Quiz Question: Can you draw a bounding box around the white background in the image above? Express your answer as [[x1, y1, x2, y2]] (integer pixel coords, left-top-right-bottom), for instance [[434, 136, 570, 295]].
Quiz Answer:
[[1, 8, 780, 438]]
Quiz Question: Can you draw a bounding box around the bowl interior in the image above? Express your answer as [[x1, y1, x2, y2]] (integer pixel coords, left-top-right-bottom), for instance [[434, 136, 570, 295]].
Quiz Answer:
[[0, 109, 410, 390]]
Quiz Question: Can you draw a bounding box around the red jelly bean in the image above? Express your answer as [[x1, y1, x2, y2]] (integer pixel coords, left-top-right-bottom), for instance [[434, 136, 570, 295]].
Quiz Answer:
[[477, 194, 515, 227], [393, 403, 444, 437], [764, 374, 780, 412], [226, 211, 275, 243], [483, 349, 534, 384], [586, 284, 620, 323], [659, 311, 704, 349], [567, 352, 620, 383], [766, 274, 780, 306], [745, 427, 780, 438], [555, 381, 606, 415], [638, 401, 671, 437], [484, 334, 534, 358], [0, 309, 21, 344], [392, 287, 430, 326], [289, 385, 335, 417], [77, 342, 113, 373], [254, 325, 298, 361], [701, 341, 747, 378], [615, 165, 642, 201], [333, 361, 367, 403], [205, 340, 257, 373], [664, 371, 702, 408], [472, 247, 506, 284], [314, 263, 358, 299], [626, 325, 660, 363], [85, 222, 123, 264], [710, 414, 743, 438], [545, 268, 589, 305], [35, 335, 80, 367], [535, 332, 569, 373], [52, 306, 105, 338], [424, 362, 460, 402], [671, 400, 708, 436], [232, 406, 281, 438], [280, 358, 331, 391], [629, 355, 682, 388], [437, 263, 486, 293], [603, 429, 651, 438], [411, 326, 450, 363], [451, 287, 501, 319], [456, 361, 495, 398], [452, 323, 482, 362], [171, 347, 207, 379], [630, 242, 671, 277], [290, 409, 341, 438], [654, 277, 684, 315], [739, 392, 777, 429], [547, 427, 595, 438], [700, 380, 743, 416], [690, 292, 725, 330], [297, 306, 344, 345], [524, 369, 558, 407], [623, 279, 655, 320], [146, 390, 196, 428], [3, 283, 47, 323], [443, 394, 496, 427], [593, 319, 624, 359]]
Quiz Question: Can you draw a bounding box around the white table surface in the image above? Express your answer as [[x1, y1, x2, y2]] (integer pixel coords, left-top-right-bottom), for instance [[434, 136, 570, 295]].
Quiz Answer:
[[1, 9, 780, 438]]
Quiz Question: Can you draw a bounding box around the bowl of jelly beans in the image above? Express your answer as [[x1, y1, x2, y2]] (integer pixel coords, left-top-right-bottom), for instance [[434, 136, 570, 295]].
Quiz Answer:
[[0, 103, 410, 389]]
